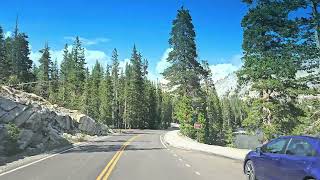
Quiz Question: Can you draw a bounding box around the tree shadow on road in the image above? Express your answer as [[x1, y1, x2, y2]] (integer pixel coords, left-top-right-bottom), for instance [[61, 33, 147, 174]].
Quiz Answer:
[[62, 144, 165, 154]]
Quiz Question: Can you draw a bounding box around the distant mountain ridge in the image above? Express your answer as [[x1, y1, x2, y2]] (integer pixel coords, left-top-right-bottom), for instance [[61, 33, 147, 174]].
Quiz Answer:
[[214, 66, 320, 98]]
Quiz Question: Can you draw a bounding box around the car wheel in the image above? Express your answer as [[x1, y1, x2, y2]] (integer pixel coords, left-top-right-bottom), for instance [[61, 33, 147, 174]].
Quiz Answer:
[[245, 160, 256, 180]]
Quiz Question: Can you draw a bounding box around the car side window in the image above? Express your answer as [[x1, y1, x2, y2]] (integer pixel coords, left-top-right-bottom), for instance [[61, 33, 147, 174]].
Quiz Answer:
[[261, 138, 288, 154], [285, 139, 316, 157]]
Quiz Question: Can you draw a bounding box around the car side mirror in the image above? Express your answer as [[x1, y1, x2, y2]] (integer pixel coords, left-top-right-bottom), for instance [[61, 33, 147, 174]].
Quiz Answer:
[[256, 147, 262, 155]]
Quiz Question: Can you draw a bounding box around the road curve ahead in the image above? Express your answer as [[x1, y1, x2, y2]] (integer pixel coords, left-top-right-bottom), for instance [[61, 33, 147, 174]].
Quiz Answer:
[[0, 130, 246, 180]]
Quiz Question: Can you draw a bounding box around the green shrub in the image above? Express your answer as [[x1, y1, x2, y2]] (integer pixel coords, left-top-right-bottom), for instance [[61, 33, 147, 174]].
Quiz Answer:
[[5, 123, 21, 155]]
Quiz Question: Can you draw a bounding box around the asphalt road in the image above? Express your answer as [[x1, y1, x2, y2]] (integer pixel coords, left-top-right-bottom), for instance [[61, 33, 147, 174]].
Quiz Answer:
[[0, 130, 246, 180]]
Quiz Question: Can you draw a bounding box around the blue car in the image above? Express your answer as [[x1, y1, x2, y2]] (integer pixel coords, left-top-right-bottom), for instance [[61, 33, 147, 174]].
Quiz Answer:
[[244, 135, 320, 180]]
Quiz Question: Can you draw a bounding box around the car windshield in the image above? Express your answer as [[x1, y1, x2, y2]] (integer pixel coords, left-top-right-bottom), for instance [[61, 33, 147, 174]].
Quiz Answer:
[[0, 1, 319, 180]]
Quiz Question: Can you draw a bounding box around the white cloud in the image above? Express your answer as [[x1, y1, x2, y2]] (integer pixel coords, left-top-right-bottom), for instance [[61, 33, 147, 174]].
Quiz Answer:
[[64, 36, 110, 46], [84, 48, 110, 68], [119, 58, 130, 72], [209, 54, 243, 83], [156, 48, 172, 74], [4, 31, 12, 38], [30, 45, 110, 69]]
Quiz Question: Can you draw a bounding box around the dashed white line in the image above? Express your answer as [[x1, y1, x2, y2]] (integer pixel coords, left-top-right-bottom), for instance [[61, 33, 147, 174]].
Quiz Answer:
[[173, 154, 178, 157], [178, 158, 183, 161], [185, 164, 191, 167], [195, 171, 201, 175]]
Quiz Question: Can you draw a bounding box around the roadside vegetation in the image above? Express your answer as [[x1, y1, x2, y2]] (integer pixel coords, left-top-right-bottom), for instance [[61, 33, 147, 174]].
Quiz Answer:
[[0, 24, 172, 130], [0, 1, 319, 148], [4, 123, 21, 155]]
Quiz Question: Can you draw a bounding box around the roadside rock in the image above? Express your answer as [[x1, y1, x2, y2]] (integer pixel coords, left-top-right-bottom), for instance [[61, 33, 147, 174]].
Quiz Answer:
[[13, 107, 34, 127], [0, 86, 110, 157], [17, 129, 34, 150], [0, 97, 18, 111], [79, 116, 109, 136], [56, 115, 74, 131], [0, 104, 28, 123]]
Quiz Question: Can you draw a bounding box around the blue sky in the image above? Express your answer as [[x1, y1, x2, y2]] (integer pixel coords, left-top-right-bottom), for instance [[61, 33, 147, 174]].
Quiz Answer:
[[0, 0, 247, 82]]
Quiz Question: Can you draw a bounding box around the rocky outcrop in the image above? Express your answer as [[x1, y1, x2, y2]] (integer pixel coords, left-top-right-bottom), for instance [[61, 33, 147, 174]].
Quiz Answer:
[[0, 86, 110, 156]]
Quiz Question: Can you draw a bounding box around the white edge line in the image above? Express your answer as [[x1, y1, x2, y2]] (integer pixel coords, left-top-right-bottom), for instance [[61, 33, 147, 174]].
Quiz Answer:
[[0, 146, 77, 177], [0, 136, 111, 177], [160, 134, 168, 149]]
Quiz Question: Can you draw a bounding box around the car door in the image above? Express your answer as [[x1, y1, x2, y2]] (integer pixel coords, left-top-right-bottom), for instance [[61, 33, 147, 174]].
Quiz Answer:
[[255, 137, 289, 180], [281, 138, 317, 180]]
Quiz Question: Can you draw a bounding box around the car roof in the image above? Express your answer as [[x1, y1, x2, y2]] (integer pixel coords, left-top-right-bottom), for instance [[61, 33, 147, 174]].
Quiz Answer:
[[278, 135, 320, 141]]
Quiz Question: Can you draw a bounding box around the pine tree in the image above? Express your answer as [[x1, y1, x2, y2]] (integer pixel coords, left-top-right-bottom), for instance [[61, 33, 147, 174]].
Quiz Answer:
[[145, 81, 157, 129], [240, 0, 307, 139], [163, 7, 204, 96], [8, 20, 33, 83], [36, 43, 52, 98], [155, 83, 163, 129], [111, 48, 120, 128], [161, 92, 173, 129], [88, 61, 103, 120], [174, 95, 196, 138], [58, 44, 71, 106], [296, 0, 320, 86], [123, 62, 132, 129], [118, 70, 126, 128], [70, 37, 86, 109], [201, 60, 224, 145], [48, 59, 59, 103], [81, 68, 91, 114], [72, 36, 86, 88], [163, 7, 206, 137], [0, 26, 10, 83], [127, 45, 145, 128], [99, 65, 113, 125]]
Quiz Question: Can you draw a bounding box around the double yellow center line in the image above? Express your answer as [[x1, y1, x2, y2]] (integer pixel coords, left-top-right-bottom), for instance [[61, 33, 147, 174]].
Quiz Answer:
[[96, 135, 140, 180]]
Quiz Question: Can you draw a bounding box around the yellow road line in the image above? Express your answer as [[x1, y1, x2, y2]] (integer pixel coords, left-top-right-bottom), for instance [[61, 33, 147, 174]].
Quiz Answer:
[[96, 147, 124, 180], [96, 135, 140, 180]]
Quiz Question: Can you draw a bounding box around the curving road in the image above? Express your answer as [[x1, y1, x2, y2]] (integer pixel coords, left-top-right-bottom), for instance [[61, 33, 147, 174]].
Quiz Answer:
[[0, 130, 246, 180]]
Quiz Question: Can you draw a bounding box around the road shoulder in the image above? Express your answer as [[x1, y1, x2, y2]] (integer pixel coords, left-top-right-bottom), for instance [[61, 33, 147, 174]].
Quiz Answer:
[[163, 130, 250, 161], [0, 135, 111, 176]]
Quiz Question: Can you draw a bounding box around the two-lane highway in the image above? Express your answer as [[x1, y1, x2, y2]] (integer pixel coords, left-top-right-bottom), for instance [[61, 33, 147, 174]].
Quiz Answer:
[[0, 130, 245, 180]]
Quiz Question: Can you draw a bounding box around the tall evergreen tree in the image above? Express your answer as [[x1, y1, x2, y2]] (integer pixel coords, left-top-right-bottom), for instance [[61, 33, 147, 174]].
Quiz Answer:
[[58, 44, 71, 106], [161, 92, 173, 129], [88, 61, 103, 120], [0, 26, 9, 83], [163, 7, 204, 96], [70, 37, 86, 108], [36, 43, 52, 98], [111, 48, 120, 128], [48, 59, 59, 103], [81, 68, 91, 114], [240, 0, 308, 139], [163, 7, 206, 137], [128, 45, 145, 128], [99, 65, 113, 125], [8, 20, 33, 83], [0, 26, 10, 83], [123, 63, 133, 128]]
